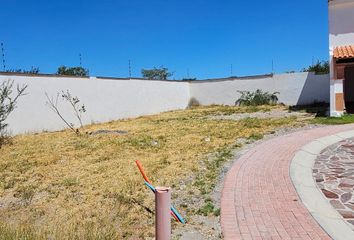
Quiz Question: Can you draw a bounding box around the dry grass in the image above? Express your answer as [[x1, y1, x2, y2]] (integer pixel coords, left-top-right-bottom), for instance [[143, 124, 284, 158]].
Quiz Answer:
[[0, 105, 301, 239]]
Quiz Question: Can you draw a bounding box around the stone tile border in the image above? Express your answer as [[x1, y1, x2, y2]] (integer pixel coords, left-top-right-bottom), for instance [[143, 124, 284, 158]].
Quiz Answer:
[[290, 130, 354, 240]]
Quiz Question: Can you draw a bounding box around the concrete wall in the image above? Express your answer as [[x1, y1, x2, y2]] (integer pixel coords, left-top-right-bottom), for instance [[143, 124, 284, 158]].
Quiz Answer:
[[190, 72, 329, 106], [0, 75, 190, 134], [0, 72, 329, 134]]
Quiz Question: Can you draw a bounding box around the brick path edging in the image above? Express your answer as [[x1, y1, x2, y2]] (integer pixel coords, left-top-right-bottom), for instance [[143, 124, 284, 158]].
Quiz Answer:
[[221, 124, 354, 240]]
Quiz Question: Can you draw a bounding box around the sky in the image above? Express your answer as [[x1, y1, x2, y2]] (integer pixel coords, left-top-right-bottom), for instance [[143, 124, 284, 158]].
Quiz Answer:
[[1, 0, 329, 80]]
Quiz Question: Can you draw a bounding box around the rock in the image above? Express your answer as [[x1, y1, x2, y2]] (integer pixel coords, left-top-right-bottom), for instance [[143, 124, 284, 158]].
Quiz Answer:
[[321, 189, 339, 199], [341, 179, 354, 185], [345, 203, 354, 211], [338, 210, 354, 219], [341, 192, 352, 203], [180, 232, 204, 240], [316, 177, 324, 183], [89, 129, 128, 135], [330, 200, 345, 209], [339, 182, 354, 188]]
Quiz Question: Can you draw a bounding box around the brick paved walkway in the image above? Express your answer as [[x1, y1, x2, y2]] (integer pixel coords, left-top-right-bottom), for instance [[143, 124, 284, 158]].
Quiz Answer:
[[221, 124, 354, 240]]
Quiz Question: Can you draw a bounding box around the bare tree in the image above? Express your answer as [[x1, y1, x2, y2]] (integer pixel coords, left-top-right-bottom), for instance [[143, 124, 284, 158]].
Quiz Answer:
[[61, 90, 86, 128], [0, 80, 27, 147], [45, 90, 86, 135]]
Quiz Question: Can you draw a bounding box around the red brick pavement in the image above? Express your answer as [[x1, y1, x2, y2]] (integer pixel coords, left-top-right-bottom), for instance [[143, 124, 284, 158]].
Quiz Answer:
[[221, 124, 354, 240]]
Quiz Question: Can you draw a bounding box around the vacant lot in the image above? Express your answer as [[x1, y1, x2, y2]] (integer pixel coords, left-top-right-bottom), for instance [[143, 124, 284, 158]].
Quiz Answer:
[[0, 105, 305, 239]]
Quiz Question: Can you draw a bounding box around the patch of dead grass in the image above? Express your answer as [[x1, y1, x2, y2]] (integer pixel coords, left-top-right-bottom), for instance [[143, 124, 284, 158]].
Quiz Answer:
[[0, 105, 301, 239]]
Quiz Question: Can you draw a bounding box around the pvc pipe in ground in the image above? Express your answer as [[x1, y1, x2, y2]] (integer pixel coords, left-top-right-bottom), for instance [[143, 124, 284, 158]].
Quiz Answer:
[[155, 186, 171, 240]]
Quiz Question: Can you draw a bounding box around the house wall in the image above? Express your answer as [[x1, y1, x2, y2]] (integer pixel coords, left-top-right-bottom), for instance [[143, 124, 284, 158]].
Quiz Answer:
[[329, 0, 354, 49], [190, 72, 329, 106], [0, 72, 329, 135]]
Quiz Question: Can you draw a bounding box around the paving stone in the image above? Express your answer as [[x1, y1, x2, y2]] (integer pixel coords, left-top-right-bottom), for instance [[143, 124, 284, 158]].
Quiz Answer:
[[338, 210, 354, 219], [330, 200, 346, 209], [341, 193, 352, 203], [345, 204, 354, 211], [321, 189, 339, 199], [339, 182, 354, 188]]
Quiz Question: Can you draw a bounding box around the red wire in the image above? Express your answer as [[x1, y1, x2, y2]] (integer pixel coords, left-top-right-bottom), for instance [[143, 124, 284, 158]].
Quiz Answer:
[[135, 160, 181, 222]]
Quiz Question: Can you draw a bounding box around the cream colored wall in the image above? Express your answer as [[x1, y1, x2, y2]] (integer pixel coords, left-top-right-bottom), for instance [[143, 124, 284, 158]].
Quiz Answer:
[[0, 75, 190, 134], [0, 72, 330, 134]]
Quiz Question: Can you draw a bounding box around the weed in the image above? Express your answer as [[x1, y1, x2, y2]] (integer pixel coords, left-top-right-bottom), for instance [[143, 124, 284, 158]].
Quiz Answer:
[[248, 132, 264, 140], [213, 208, 221, 216], [4, 177, 16, 189], [62, 177, 79, 187], [0, 105, 300, 238], [197, 202, 215, 216], [15, 185, 35, 205]]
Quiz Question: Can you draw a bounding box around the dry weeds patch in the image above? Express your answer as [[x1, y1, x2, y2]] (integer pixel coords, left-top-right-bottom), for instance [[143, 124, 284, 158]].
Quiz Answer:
[[0, 105, 303, 239]]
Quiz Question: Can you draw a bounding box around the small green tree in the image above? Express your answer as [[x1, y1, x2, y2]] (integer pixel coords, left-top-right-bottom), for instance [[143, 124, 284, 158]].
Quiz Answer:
[[141, 67, 173, 80], [0, 80, 27, 147], [302, 61, 329, 75], [57, 66, 89, 77]]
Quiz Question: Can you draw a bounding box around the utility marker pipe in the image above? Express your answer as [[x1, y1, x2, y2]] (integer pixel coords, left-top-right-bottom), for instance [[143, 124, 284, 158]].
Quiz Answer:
[[155, 186, 171, 240]]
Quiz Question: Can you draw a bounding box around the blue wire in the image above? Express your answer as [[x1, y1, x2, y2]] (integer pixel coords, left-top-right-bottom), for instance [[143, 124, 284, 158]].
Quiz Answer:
[[144, 181, 185, 224]]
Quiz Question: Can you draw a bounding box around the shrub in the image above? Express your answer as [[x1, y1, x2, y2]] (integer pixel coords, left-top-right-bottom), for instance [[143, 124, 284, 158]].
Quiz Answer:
[[302, 60, 329, 75], [57, 66, 89, 77], [141, 67, 173, 80], [235, 89, 278, 106], [0, 80, 27, 148], [187, 97, 200, 108]]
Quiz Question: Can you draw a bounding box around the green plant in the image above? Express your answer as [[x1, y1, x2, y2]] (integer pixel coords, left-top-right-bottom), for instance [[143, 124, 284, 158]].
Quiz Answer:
[[0, 80, 27, 148], [213, 208, 220, 216], [302, 60, 329, 75], [62, 177, 79, 187], [197, 202, 215, 216], [248, 132, 264, 140], [57, 66, 89, 77], [235, 89, 279, 106], [141, 67, 173, 80]]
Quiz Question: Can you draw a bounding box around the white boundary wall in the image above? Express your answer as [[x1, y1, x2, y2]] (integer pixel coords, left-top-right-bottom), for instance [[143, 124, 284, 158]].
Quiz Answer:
[[0, 72, 329, 134], [190, 72, 329, 106], [0, 75, 190, 134]]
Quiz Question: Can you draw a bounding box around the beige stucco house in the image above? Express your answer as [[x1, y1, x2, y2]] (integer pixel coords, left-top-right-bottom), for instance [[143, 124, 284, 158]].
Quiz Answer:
[[329, 0, 354, 116]]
